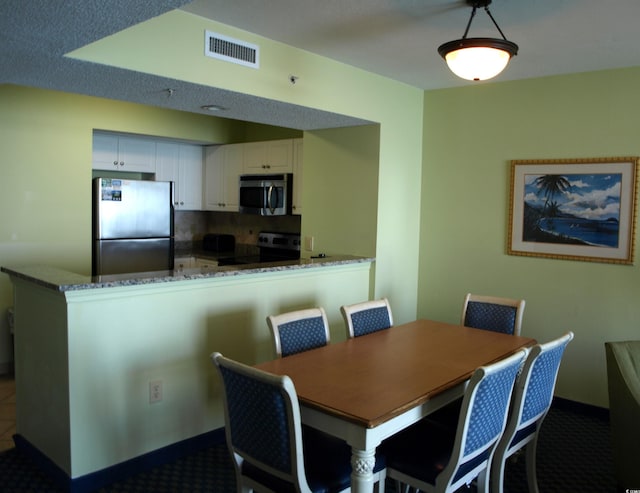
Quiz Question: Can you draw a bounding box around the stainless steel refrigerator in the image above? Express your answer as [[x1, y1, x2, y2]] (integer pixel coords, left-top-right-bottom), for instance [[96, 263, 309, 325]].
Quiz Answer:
[[92, 178, 174, 276]]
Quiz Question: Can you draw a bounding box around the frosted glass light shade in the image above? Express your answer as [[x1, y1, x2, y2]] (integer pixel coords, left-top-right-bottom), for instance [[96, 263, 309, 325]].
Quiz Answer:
[[446, 46, 511, 80], [438, 37, 518, 81]]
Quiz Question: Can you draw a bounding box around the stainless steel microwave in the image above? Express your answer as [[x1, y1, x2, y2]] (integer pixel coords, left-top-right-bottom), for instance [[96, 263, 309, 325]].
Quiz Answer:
[[239, 173, 293, 215]]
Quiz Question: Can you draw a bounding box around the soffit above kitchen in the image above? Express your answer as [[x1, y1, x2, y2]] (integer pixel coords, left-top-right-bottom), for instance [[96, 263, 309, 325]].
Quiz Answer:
[[0, 0, 371, 130], [2, 1, 640, 130]]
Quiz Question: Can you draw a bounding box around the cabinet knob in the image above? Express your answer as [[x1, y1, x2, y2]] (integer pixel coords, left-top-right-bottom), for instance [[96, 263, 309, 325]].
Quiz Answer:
[[113, 161, 118, 167], [119, 161, 124, 167]]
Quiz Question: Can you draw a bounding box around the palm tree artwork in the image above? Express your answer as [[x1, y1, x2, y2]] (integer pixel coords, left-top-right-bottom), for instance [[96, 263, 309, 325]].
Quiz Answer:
[[522, 172, 621, 248], [534, 175, 571, 215], [533, 175, 570, 234]]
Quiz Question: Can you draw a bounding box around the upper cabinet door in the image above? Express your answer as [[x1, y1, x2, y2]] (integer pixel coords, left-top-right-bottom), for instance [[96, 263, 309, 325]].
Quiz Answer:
[[222, 144, 243, 209], [92, 133, 120, 170], [92, 132, 156, 173], [155, 142, 180, 186], [117, 136, 156, 172], [178, 145, 203, 211], [242, 139, 293, 174], [204, 144, 242, 212], [156, 142, 203, 210]]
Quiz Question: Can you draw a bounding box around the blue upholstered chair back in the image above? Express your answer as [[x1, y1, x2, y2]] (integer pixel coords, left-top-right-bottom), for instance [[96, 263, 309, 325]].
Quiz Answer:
[[267, 307, 330, 357], [278, 316, 328, 357], [520, 333, 573, 424], [465, 302, 516, 334], [491, 332, 574, 493], [211, 352, 309, 491], [442, 349, 526, 491], [219, 362, 293, 472], [341, 298, 393, 338], [461, 293, 526, 336]]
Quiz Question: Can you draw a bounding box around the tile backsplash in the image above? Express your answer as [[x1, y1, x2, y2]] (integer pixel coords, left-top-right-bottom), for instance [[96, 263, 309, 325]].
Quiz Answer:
[[175, 210, 301, 248]]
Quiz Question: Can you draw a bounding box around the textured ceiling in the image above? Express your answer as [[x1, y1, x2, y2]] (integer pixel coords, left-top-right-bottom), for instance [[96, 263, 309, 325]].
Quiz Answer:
[[0, 0, 370, 131], [184, 0, 640, 90], [3, 0, 640, 131]]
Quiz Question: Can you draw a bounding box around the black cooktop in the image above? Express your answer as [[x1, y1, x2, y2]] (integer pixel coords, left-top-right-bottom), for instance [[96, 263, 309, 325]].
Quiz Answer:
[[216, 255, 262, 266], [217, 231, 301, 267], [217, 253, 299, 266]]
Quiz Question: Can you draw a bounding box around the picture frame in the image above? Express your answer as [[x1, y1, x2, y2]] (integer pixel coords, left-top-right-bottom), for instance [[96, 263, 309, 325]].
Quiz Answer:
[[508, 157, 639, 264]]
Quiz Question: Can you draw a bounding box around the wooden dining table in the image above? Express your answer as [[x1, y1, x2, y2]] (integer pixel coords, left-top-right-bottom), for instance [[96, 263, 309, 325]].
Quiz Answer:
[[255, 318, 536, 493]]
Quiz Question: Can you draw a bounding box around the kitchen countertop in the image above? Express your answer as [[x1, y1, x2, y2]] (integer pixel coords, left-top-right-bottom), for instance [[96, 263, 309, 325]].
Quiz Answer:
[[1, 255, 375, 293]]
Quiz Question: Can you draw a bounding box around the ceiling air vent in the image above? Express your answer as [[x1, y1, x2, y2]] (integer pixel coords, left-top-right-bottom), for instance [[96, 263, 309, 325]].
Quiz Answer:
[[205, 31, 259, 69]]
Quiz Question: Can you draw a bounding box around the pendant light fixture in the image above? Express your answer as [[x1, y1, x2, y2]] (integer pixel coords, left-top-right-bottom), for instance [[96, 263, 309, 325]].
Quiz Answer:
[[438, 0, 518, 81]]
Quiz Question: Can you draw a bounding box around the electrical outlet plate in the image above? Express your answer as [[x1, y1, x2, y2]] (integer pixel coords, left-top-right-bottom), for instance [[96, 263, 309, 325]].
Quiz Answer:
[[149, 380, 163, 403], [304, 236, 314, 251]]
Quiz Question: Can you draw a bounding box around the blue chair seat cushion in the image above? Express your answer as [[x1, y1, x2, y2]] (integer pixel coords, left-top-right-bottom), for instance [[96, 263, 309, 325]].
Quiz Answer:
[[381, 419, 455, 485], [382, 418, 490, 486], [243, 426, 385, 493]]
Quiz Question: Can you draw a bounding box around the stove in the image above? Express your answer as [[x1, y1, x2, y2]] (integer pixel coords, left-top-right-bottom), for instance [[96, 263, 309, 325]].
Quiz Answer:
[[217, 232, 301, 266]]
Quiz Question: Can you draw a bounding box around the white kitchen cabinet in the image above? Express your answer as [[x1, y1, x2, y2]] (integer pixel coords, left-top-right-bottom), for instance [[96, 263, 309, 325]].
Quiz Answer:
[[292, 138, 303, 215], [92, 132, 156, 173], [156, 142, 203, 210], [194, 258, 218, 270], [242, 139, 293, 174], [175, 256, 217, 270], [204, 144, 242, 211], [179, 145, 204, 210], [174, 256, 195, 270]]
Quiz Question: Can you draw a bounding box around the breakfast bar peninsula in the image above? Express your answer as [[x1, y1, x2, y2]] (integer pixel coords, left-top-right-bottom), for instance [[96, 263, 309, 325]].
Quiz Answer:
[[2, 255, 373, 490]]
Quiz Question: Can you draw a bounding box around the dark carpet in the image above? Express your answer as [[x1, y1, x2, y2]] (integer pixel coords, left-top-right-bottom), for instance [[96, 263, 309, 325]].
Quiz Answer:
[[0, 401, 616, 493]]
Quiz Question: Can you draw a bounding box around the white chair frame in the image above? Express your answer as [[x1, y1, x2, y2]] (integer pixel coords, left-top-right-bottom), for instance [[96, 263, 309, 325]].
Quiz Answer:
[[490, 331, 574, 493], [211, 352, 335, 493], [212, 351, 386, 493], [386, 349, 528, 493]]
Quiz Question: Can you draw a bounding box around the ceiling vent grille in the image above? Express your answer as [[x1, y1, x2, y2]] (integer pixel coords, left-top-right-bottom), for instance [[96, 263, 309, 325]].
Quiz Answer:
[[205, 31, 259, 69]]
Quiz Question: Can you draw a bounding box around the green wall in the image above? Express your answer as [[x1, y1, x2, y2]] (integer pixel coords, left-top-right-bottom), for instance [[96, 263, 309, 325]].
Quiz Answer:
[[419, 67, 640, 407], [303, 126, 380, 259]]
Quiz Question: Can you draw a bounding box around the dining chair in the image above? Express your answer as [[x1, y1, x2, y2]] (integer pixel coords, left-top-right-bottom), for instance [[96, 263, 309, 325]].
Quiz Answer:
[[461, 293, 526, 336], [340, 298, 393, 338], [491, 331, 574, 493], [381, 348, 527, 493], [211, 352, 386, 493], [267, 307, 330, 357]]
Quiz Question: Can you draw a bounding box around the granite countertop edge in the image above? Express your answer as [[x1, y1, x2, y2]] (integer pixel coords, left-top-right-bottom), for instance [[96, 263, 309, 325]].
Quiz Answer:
[[1, 256, 375, 293]]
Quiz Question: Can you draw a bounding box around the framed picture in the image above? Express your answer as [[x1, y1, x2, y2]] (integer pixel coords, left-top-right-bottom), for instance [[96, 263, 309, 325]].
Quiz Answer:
[[508, 157, 638, 264]]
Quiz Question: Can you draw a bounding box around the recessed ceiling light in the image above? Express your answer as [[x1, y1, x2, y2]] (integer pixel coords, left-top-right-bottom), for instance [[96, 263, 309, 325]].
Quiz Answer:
[[201, 104, 228, 112]]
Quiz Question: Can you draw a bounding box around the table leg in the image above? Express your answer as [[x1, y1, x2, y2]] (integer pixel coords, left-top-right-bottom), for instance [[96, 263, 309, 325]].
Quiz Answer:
[[350, 447, 376, 493]]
